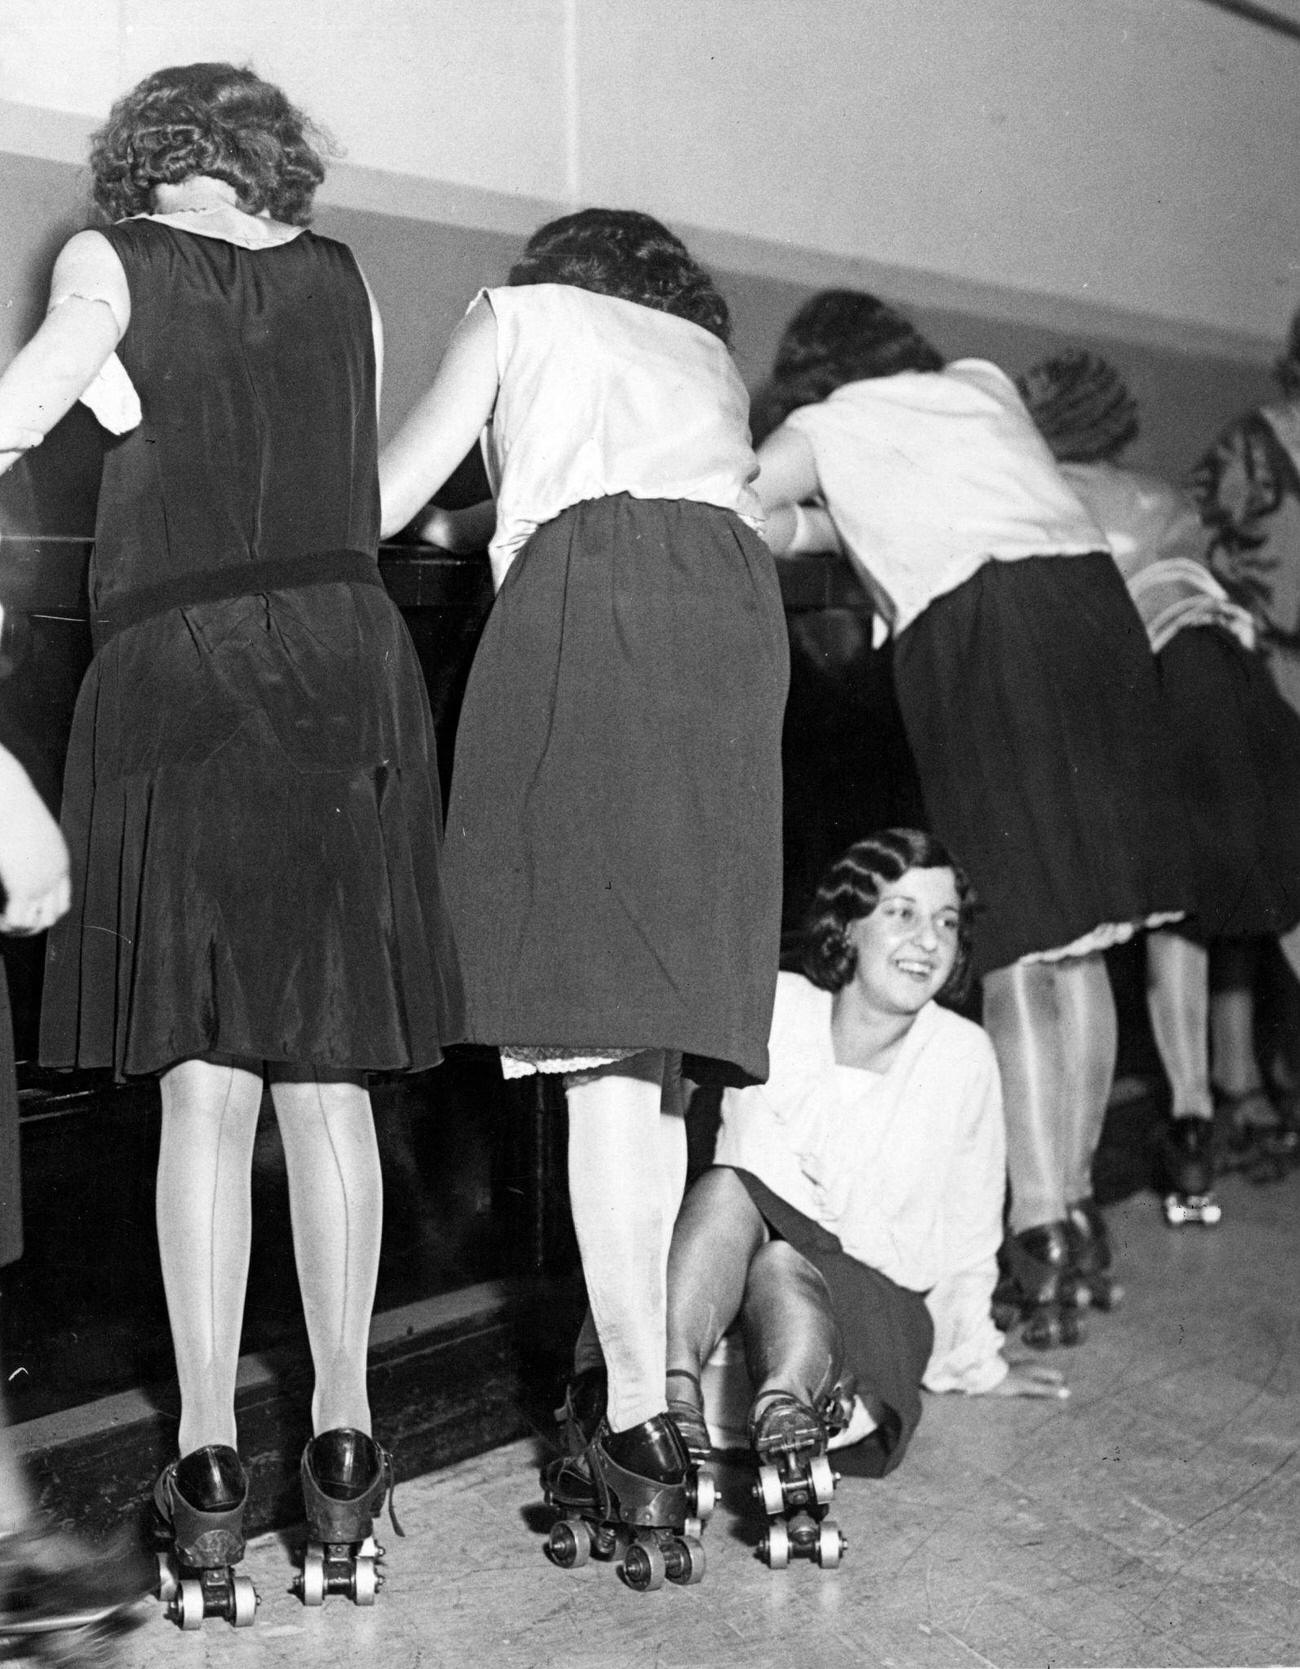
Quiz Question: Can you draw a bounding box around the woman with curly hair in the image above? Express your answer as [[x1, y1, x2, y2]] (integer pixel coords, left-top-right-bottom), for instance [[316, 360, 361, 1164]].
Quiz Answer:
[[381, 208, 788, 1578], [0, 62, 463, 1623], [663, 830, 1065, 1565], [750, 291, 1189, 1350]]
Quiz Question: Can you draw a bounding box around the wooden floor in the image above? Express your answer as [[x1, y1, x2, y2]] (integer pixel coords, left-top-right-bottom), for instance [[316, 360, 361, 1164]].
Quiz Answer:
[[101, 1166, 1300, 1669]]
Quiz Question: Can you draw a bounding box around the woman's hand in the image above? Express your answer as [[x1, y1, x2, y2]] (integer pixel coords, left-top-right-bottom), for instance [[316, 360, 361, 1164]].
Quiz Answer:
[[985, 1352, 1069, 1400], [0, 749, 70, 936]]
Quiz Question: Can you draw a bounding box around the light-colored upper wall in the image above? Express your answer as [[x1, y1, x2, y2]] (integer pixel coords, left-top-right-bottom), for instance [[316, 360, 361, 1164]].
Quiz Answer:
[[2, 0, 1297, 358]]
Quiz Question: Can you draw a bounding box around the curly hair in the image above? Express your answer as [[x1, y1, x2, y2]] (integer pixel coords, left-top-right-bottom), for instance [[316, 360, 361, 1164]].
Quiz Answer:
[[1275, 307, 1300, 400], [1015, 349, 1140, 465], [802, 828, 976, 1005], [507, 208, 731, 345], [750, 289, 944, 443], [89, 62, 330, 225]]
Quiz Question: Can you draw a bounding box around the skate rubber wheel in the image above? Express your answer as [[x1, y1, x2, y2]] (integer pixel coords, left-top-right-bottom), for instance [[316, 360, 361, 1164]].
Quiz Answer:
[[622, 1538, 666, 1592], [689, 1467, 716, 1524], [299, 1544, 326, 1606], [668, 1535, 706, 1586], [352, 1555, 377, 1606], [155, 1550, 178, 1603], [756, 1464, 785, 1517], [761, 1519, 791, 1570], [547, 1517, 592, 1569], [231, 1575, 257, 1627], [176, 1577, 205, 1631], [816, 1520, 845, 1569], [808, 1455, 836, 1507]]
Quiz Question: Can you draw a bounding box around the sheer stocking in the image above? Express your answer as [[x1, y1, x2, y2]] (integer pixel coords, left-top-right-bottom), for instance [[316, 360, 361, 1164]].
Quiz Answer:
[[1145, 930, 1211, 1120]]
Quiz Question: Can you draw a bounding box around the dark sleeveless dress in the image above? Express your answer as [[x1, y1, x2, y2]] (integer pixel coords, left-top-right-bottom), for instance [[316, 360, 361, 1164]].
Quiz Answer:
[[40, 219, 463, 1078]]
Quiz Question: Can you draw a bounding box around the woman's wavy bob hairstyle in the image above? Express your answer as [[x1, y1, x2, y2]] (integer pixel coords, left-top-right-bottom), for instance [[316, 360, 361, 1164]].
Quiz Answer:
[[508, 207, 732, 345], [89, 62, 330, 225], [750, 289, 944, 444], [802, 828, 977, 1005]]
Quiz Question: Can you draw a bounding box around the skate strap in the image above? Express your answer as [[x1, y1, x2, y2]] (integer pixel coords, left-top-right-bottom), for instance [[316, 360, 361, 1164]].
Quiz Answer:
[[383, 1451, 406, 1539]]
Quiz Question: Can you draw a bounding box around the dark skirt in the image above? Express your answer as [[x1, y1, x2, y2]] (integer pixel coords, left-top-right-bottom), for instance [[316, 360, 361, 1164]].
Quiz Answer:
[[733, 1169, 933, 1480], [1158, 626, 1300, 941], [0, 960, 20, 1269], [442, 496, 789, 1087], [894, 552, 1190, 978], [41, 581, 464, 1078]]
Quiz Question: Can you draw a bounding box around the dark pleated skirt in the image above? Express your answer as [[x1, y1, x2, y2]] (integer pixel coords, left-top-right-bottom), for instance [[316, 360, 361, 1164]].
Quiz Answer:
[[1158, 626, 1300, 941], [894, 552, 1191, 979], [41, 581, 464, 1078], [733, 1169, 933, 1480], [442, 495, 789, 1087], [0, 960, 21, 1269]]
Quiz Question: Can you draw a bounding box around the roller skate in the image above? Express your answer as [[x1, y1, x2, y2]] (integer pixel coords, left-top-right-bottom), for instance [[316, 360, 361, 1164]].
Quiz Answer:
[[543, 1414, 710, 1591], [294, 1428, 399, 1607], [1213, 1087, 1298, 1185], [749, 1391, 846, 1571], [555, 1365, 608, 1456], [1062, 1197, 1124, 1310], [0, 1524, 152, 1665], [991, 1222, 1086, 1350], [153, 1445, 257, 1630], [1159, 1115, 1222, 1227]]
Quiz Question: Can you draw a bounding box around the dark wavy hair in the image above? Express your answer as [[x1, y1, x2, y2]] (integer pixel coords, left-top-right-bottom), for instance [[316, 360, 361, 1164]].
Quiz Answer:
[[750, 289, 944, 444], [89, 62, 330, 225], [802, 828, 976, 1004], [1015, 350, 1140, 464], [507, 208, 731, 344]]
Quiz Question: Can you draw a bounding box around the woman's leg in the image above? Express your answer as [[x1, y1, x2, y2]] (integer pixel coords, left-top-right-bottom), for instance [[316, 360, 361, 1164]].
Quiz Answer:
[[270, 1076, 382, 1437], [565, 1051, 679, 1434], [740, 1242, 842, 1412], [981, 961, 1068, 1232], [1145, 931, 1212, 1121], [1208, 938, 1266, 1100], [1058, 951, 1120, 1205], [156, 1059, 263, 1456], [665, 1168, 768, 1390]]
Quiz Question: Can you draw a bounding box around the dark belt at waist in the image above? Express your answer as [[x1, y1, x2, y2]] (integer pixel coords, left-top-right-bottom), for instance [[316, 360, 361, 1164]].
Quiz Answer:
[[93, 550, 384, 648]]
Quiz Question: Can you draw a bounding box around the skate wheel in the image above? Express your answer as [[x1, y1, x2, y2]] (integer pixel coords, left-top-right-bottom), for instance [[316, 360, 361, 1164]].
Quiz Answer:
[[547, 1517, 592, 1570], [688, 1466, 716, 1524], [761, 1518, 791, 1570], [622, 1537, 666, 1593], [155, 1550, 179, 1604], [352, 1555, 377, 1606], [1202, 1201, 1223, 1226], [1058, 1308, 1086, 1348], [670, 1528, 710, 1582], [756, 1463, 785, 1517], [299, 1544, 326, 1606], [176, 1577, 205, 1631], [231, 1574, 257, 1627], [816, 1520, 845, 1569], [807, 1454, 836, 1507]]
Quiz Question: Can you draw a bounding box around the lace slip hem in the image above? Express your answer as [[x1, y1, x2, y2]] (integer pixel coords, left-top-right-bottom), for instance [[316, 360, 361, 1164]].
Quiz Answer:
[[1019, 911, 1184, 965], [500, 1045, 644, 1080]]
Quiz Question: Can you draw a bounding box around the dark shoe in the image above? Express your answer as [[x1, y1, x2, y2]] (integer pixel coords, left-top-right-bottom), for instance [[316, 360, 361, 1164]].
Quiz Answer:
[[1063, 1197, 1124, 1310], [992, 1222, 1086, 1350], [665, 1368, 711, 1465]]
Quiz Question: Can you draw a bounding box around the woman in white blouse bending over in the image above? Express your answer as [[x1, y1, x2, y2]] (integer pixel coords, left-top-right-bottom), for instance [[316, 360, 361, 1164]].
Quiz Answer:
[[664, 829, 1066, 1493]]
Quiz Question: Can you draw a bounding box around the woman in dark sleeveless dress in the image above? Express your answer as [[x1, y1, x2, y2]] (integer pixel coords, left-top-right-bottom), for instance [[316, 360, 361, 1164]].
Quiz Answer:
[[0, 64, 462, 1624]]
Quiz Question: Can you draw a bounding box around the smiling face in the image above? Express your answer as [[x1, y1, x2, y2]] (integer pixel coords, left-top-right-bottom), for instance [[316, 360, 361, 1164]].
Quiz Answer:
[[844, 867, 961, 1017]]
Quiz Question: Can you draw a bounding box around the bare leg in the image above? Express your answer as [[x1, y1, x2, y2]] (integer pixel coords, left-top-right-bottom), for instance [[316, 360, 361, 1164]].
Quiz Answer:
[[741, 1242, 842, 1411], [665, 1167, 768, 1392], [271, 1077, 382, 1437], [156, 1059, 262, 1455], [565, 1051, 672, 1434], [982, 961, 1068, 1232], [1209, 938, 1266, 1100]]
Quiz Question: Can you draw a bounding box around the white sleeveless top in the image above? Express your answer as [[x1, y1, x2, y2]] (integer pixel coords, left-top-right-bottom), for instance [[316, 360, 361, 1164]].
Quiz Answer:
[[478, 284, 763, 588], [783, 361, 1105, 635]]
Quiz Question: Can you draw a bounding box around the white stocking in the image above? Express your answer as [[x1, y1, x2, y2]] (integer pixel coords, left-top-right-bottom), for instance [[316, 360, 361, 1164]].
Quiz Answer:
[[156, 1059, 262, 1455], [270, 1078, 382, 1437]]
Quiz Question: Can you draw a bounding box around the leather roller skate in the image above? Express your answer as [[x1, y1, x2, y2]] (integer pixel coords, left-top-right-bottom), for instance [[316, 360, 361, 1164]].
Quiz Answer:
[[154, 1445, 257, 1630], [991, 1222, 1086, 1350], [555, 1366, 608, 1456], [544, 1413, 710, 1592], [1159, 1116, 1222, 1227], [1213, 1088, 1298, 1185], [749, 1391, 846, 1570], [0, 1524, 153, 1665], [1062, 1197, 1124, 1309], [294, 1428, 400, 1607]]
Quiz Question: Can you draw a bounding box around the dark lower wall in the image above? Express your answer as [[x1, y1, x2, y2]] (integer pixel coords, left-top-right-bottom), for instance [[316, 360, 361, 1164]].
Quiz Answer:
[[0, 147, 1277, 540]]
